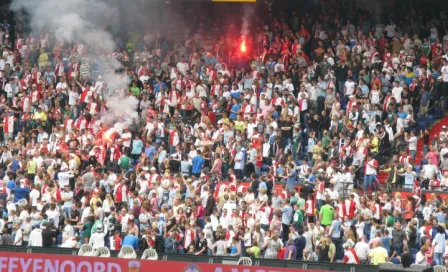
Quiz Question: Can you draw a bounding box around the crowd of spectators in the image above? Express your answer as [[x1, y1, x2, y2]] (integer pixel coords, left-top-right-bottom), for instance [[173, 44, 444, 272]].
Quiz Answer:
[[1, 0, 448, 269]]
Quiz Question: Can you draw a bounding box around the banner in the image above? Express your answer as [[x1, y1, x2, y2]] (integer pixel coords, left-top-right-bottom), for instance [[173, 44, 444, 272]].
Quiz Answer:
[[0, 251, 327, 272]]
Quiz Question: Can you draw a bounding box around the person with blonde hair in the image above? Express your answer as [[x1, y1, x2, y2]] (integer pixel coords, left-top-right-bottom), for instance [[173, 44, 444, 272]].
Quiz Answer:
[[263, 232, 283, 259], [368, 240, 389, 265]]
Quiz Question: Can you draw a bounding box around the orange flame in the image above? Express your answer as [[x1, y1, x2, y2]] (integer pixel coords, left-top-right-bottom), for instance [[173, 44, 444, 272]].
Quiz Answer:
[[240, 40, 247, 53]]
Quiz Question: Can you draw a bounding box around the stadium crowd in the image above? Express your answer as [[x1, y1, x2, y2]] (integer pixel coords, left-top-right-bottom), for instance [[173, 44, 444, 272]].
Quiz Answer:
[[1, 0, 448, 269]]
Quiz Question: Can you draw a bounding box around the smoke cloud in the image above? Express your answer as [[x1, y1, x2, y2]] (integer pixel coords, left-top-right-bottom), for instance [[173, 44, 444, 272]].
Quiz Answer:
[[241, 4, 255, 40], [10, 0, 134, 126], [10, 0, 187, 126]]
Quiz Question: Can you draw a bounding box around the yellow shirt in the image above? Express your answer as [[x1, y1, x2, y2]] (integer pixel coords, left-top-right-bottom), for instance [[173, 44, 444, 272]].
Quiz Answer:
[[38, 53, 49, 67], [90, 197, 102, 213], [33, 112, 48, 122], [370, 137, 379, 153], [369, 247, 388, 265], [311, 145, 323, 160], [220, 117, 230, 125], [234, 120, 246, 131]]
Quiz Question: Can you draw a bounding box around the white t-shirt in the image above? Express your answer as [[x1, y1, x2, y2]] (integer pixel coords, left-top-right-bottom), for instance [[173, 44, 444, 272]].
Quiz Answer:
[[46, 209, 60, 227], [354, 241, 370, 260], [408, 136, 417, 151], [441, 65, 448, 82], [23, 223, 32, 242], [121, 132, 132, 148], [62, 191, 74, 208], [176, 62, 188, 75], [68, 90, 79, 106], [14, 228, 22, 245], [385, 24, 396, 38], [392, 86, 403, 103], [89, 232, 106, 249], [61, 238, 78, 248], [344, 81, 355, 96]]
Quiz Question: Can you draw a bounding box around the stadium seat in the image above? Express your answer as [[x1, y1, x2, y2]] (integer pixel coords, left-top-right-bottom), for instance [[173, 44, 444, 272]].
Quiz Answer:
[[416, 114, 425, 122], [433, 265, 446, 272], [141, 248, 158, 260], [94, 247, 110, 258], [237, 257, 252, 266], [118, 246, 137, 259], [78, 244, 95, 256], [417, 121, 426, 131], [427, 114, 435, 125]]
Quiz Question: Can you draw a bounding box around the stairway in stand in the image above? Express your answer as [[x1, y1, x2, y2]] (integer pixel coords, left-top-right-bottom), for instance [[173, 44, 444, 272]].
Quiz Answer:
[[376, 115, 448, 185]]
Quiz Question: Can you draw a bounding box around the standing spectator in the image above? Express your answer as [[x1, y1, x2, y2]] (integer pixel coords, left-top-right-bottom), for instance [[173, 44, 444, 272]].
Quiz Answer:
[[432, 225, 446, 265], [368, 240, 389, 265], [1, 227, 12, 245], [319, 200, 335, 228], [41, 221, 54, 247], [12, 223, 22, 246], [354, 236, 370, 264], [122, 231, 139, 250], [392, 222, 407, 256], [89, 224, 106, 249], [281, 199, 293, 241], [191, 150, 205, 178], [28, 220, 45, 247]]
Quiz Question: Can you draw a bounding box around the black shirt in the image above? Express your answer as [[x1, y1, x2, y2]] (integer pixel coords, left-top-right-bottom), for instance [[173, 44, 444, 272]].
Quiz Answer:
[[42, 228, 54, 247], [300, 185, 314, 200], [70, 210, 80, 226], [280, 121, 293, 138], [196, 238, 207, 254], [400, 252, 412, 268]]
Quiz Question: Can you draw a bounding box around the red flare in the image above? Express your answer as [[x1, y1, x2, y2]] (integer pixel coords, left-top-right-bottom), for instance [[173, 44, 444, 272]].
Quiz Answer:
[[240, 40, 247, 53]]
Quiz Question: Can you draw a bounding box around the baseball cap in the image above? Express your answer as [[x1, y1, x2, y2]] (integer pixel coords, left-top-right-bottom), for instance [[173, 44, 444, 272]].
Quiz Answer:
[[96, 224, 103, 232]]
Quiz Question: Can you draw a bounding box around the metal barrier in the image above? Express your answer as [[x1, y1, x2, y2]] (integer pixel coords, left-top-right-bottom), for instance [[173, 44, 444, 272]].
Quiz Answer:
[[0, 246, 379, 272]]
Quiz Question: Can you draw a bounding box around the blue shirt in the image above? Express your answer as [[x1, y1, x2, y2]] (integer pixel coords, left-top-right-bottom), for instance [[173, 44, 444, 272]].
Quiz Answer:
[[436, 212, 446, 225], [421, 91, 430, 106], [122, 235, 139, 250], [397, 111, 408, 119], [6, 180, 16, 190], [286, 170, 297, 191], [191, 156, 205, 174], [330, 219, 342, 238], [229, 104, 241, 120], [154, 82, 167, 94], [145, 146, 157, 162], [131, 139, 144, 155], [281, 205, 293, 225], [13, 187, 30, 203]]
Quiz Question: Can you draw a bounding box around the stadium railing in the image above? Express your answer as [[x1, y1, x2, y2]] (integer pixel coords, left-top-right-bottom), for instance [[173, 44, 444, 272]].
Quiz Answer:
[[0, 245, 379, 272]]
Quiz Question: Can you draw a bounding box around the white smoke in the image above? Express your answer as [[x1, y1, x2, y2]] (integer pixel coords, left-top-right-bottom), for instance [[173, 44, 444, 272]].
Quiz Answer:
[[241, 4, 255, 40], [10, 0, 136, 125]]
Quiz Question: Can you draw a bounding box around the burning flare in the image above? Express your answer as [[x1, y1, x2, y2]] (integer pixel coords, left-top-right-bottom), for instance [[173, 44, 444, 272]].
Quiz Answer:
[[240, 40, 247, 53]]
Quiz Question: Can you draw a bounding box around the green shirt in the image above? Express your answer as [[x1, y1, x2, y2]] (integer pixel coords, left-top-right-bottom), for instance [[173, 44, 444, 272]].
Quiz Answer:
[[297, 198, 306, 211], [84, 221, 93, 238], [320, 204, 335, 226], [27, 161, 37, 174], [120, 155, 130, 170], [293, 210, 304, 226], [130, 87, 140, 96], [322, 135, 331, 149], [247, 246, 261, 258], [386, 216, 395, 227], [290, 195, 298, 206]]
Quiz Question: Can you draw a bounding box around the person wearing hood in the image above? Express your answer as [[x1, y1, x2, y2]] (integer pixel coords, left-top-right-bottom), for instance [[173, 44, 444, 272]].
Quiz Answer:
[[28, 219, 46, 247], [89, 224, 106, 249]]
